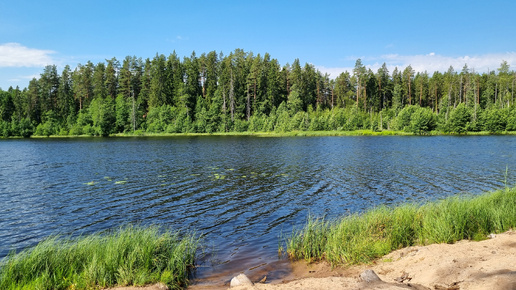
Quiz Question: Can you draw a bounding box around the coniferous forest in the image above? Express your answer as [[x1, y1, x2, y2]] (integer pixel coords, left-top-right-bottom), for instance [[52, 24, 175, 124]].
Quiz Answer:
[[1, 49, 516, 137]]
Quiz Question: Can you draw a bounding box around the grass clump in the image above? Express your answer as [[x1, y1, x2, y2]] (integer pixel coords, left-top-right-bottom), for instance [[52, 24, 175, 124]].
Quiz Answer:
[[286, 187, 516, 266], [0, 224, 201, 290]]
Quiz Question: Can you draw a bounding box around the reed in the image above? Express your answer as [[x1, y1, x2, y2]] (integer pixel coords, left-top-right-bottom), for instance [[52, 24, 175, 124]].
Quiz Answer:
[[0, 225, 201, 290], [285, 187, 516, 266]]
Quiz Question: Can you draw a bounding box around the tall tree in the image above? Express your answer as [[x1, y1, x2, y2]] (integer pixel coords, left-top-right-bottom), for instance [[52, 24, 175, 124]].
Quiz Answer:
[[92, 62, 107, 99], [353, 59, 366, 108], [57, 65, 75, 124], [139, 58, 152, 113], [376, 63, 390, 109], [183, 52, 202, 115], [39, 65, 60, 113], [148, 54, 166, 108], [204, 51, 219, 102], [246, 54, 262, 119], [73, 62, 94, 110], [402, 65, 414, 105], [334, 71, 353, 108], [105, 57, 119, 99], [27, 78, 40, 122], [414, 71, 429, 107]]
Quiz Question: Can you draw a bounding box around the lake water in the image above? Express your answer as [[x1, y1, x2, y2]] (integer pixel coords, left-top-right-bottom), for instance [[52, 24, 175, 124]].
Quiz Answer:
[[1, 136, 515, 283]]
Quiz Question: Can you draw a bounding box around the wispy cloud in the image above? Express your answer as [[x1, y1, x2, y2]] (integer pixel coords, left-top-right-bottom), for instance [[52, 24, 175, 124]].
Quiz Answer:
[[0, 43, 56, 67], [8, 74, 40, 82], [166, 35, 188, 43], [317, 52, 516, 78]]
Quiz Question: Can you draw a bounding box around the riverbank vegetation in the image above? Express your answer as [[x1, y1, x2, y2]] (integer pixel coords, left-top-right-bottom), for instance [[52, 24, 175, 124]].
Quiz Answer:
[[0, 225, 200, 290], [285, 186, 516, 266], [1, 49, 516, 138]]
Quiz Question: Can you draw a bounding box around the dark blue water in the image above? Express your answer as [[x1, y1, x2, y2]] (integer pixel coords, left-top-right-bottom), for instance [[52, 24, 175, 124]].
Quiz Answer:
[[0, 136, 515, 283]]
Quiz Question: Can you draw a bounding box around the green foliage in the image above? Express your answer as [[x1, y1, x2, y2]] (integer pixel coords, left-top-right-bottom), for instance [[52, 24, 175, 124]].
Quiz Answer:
[[0, 225, 201, 290], [1, 50, 516, 137], [285, 187, 516, 266], [17, 118, 33, 137], [248, 113, 267, 132], [393, 105, 418, 131], [506, 107, 516, 131], [34, 110, 59, 136], [115, 94, 130, 132], [287, 84, 303, 114], [410, 106, 436, 134], [233, 118, 248, 132], [483, 107, 508, 133], [274, 102, 291, 132], [447, 103, 471, 133], [89, 97, 115, 136], [344, 106, 364, 130]]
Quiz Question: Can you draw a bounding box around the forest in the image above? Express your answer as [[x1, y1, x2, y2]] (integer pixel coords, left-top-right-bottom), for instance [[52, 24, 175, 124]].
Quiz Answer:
[[1, 48, 516, 137]]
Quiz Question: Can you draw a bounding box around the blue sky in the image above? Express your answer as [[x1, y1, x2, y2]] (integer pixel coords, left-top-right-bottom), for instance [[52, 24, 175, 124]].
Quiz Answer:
[[1, 0, 515, 90]]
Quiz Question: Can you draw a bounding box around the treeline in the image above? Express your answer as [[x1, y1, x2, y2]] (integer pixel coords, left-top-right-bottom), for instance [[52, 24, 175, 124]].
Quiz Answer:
[[1, 49, 516, 137]]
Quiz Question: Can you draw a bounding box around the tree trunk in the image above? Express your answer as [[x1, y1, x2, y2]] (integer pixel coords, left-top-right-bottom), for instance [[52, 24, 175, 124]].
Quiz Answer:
[[230, 71, 235, 122], [419, 85, 422, 106], [408, 76, 411, 105], [495, 83, 498, 105], [132, 90, 136, 132], [378, 79, 383, 109], [331, 88, 334, 109], [435, 86, 438, 113], [459, 75, 463, 104], [246, 85, 251, 121], [477, 79, 480, 105], [356, 79, 360, 107], [364, 85, 367, 111]]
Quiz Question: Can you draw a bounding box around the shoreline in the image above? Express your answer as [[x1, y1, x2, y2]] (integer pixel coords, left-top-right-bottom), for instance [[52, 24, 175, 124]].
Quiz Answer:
[[220, 229, 516, 290], [3, 187, 516, 289], [114, 230, 516, 290], [3, 129, 516, 139]]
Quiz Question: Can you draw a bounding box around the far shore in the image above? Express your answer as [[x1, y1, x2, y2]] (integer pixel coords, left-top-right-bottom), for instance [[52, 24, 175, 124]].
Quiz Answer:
[[18, 129, 516, 139]]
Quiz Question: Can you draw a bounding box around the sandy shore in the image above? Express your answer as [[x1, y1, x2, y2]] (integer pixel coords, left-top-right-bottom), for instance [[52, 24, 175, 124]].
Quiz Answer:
[[189, 230, 516, 290], [112, 230, 516, 290]]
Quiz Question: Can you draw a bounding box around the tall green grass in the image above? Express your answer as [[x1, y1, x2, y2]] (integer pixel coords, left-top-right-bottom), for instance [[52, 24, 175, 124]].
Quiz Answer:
[[286, 187, 516, 266], [0, 225, 201, 290]]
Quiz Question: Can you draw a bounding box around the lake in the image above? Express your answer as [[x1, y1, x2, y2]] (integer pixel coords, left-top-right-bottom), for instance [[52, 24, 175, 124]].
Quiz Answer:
[[1, 135, 515, 283]]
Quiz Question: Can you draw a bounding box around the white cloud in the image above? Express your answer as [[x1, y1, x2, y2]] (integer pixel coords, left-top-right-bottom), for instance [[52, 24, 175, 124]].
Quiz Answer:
[[0, 43, 56, 67], [317, 52, 516, 78], [9, 74, 40, 82]]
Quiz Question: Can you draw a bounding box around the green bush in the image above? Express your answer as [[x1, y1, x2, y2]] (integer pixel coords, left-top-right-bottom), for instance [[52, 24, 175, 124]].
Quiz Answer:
[[394, 105, 418, 132], [446, 103, 471, 133], [410, 106, 436, 134], [483, 107, 508, 133], [506, 107, 516, 131]]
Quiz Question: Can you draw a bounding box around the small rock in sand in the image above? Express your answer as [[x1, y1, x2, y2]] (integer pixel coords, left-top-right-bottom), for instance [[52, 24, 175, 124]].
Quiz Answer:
[[360, 269, 382, 283], [230, 273, 254, 288]]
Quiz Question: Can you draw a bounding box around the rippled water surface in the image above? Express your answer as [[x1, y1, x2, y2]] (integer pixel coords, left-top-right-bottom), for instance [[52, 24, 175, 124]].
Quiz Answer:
[[1, 136, 515, 281]]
